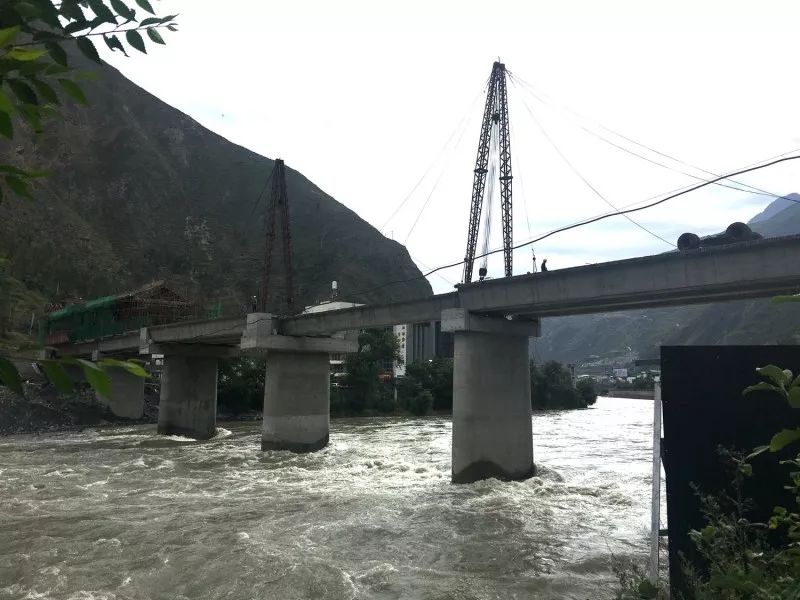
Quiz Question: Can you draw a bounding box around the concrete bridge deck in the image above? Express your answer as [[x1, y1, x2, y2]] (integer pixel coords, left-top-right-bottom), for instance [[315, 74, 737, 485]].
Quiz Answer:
[[45, 234, 800, 482]]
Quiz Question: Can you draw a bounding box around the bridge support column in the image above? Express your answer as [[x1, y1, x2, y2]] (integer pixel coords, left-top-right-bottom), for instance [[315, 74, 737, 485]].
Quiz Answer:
[[262, 350, 331, 452], [443, 309, 540, 484], [96, 367, 145, 420], [153, 346, 223, 440], [240, 314, 358, 453]]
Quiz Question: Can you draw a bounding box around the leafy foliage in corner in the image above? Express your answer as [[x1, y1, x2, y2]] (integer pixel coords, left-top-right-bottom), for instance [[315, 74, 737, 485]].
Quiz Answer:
[[0, 355, 147, 398], [0, 0, 178, 201], [0, 0, 175, 397], [744, 364, 800, 456]]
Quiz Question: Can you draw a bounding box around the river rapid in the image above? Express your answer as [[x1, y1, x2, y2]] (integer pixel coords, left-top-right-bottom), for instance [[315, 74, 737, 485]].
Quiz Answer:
[[0, 397, 657, 599]]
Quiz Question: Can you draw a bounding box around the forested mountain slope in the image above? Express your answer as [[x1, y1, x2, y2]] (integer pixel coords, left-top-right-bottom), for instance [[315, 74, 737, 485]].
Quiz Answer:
[[534, 197, 800, 366], [0, 50, 430, 317]]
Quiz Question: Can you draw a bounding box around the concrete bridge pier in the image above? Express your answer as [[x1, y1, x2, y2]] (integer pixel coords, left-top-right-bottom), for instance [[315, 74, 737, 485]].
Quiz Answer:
[[89, 351, 145, 420], [443, 308, 540, 484], [148, 344, 223, 440], [262, 350, 332, 452], [240, 313, 358, 452], [96, 367, 145, 420]]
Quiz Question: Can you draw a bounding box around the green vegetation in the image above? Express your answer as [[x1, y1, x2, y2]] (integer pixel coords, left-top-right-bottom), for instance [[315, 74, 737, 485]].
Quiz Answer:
[[0, 0, 177, 397], [530, 360, 597, 409], [217, 356, 265, 415], [331, 329, 400, 416], [0, 0, 178, 200], [399, 358, 453, 413]]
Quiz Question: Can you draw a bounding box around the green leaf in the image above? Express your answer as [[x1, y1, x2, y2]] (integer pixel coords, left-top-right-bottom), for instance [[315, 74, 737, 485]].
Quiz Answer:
[[103, 34, 128, 56], [18, 104, 42, 133], [166, 24, 177, 32], [773, 294, 800, 304], [789, 386, 800, 409], [146, 28, 165, 45], [59, 0, 85, 21], [40, 361, 75, 394], [64, 20, 92, 34], [13, 2, 40, 18], [770, 428, 800, 452], [0, 26, 21, 48], [747, 445, 770, 460], [139, 17, 161, 26], [0, 357, 24, 395], [31, 79, 59, 105], [45, 41, 68, 67], [7, 79, 38, 105], [756, 364, 791, 387], [743, 381, 781, 396], [0, 89, 13, 114], [98, 358, 148, 378], [87, 0, 116, 22], [636, 579, 660, 599], [58, 79, 87, 104], [6, 47, 48, 61], [0, 112, 11, 139], [81, 365, 111, 398], [76, 37, 102, 64], [110, 0, 136, 21], [134, 0, 155, 14], [125, 29, 146, 53], [6, 175, 33, 198]]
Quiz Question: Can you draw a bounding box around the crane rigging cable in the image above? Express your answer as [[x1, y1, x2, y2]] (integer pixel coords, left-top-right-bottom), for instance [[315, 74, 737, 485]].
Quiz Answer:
[[340, 153, 800, 299], [381, 85, 487, 232], [479, 124, 500, 275], [507, 72, 800, 204], [511, 82, 675, 247], [172, 151, 800, 344]]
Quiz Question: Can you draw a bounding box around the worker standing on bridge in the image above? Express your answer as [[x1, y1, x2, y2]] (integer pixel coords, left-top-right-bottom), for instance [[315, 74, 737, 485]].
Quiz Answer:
[[541, 259, 548, 272]]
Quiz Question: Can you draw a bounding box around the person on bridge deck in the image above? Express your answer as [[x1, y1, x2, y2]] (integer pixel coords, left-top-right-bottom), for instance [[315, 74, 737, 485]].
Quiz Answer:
[[541, 259, 548, 272]]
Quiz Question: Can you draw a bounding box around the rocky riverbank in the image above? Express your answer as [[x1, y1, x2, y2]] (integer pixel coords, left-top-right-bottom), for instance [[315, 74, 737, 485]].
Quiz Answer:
[[0, 383, 160, 435]]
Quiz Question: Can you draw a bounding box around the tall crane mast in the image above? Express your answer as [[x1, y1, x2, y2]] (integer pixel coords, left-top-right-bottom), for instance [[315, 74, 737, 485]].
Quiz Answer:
[[259, 158, 295, 314], [462, 61, 513, 284]]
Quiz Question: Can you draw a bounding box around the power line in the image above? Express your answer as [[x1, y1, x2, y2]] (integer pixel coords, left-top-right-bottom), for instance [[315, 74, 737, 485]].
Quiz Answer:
[[343, 153, 800, 299], [380, 86, 486, 232], [173, 152, 800, 343], [404, 101, 476, 243], [508, 72, 800, 205], [512, 84, 675, 247]]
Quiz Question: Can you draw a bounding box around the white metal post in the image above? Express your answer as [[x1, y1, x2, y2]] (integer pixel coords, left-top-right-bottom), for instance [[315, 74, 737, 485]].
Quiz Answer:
[[649, 382, 662, 583]]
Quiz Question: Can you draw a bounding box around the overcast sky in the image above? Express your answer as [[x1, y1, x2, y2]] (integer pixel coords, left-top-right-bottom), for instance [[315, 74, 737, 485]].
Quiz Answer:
[[101, 0, 800, 293]]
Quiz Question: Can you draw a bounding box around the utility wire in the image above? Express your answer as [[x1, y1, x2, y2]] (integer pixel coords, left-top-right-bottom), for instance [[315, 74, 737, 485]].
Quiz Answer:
[[343, 153, 800, 299], [173, 153, 800, 343], [508, 72, 800, 204], [381, 86, 486, 232], [512, 83, 675, 247], [404, 103, 475, 243]]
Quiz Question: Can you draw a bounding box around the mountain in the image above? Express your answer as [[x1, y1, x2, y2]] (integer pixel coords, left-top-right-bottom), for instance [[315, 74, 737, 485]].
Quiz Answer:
[[534, 196, 800, 369], [0, 50, 430, 319], [749, 193, 800, 225]]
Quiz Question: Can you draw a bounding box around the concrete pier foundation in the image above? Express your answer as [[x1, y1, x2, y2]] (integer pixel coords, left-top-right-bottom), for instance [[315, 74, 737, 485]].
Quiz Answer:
[[262, 351, 331, 452], [157, 354, 218, 440], [443, 309, 539, 484], [96, 367, 145, 420], [240, 314, 358, 453]]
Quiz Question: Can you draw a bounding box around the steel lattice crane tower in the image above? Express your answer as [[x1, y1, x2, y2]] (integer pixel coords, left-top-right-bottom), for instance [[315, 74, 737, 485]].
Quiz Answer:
[[259, 159, 295, 314], [462, 61, 513, 284]]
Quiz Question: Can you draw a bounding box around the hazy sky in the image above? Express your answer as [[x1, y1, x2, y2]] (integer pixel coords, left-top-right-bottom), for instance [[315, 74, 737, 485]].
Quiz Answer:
[[101, 0, 800, 293]]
